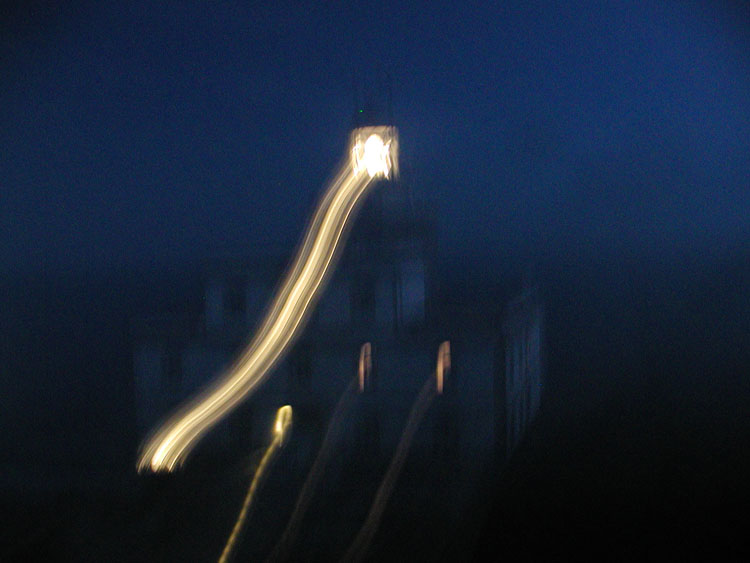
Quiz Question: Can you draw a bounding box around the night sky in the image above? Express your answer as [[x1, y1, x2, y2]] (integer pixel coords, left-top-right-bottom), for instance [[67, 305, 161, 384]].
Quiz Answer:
[[1, 1, 749, 559], [2, 1, 748, 278]]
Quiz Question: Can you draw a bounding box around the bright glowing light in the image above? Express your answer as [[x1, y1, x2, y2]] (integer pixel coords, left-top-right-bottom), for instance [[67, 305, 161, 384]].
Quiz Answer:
[[137, 126, 398, 473], [351, 128, 397, 179], [363, 135, 385, 177], [219, 406, 292, 563], [436, 341, 450, 394], [274, 404, 293, 445]]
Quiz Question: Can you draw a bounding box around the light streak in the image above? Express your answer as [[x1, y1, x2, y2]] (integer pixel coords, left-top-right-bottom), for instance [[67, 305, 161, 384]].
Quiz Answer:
[[267, 377, 359, 563], [358, 342, 372, 393], [352, 134, 393, 179], [436, 341, 450, 394], [218, 406, 292, 563], [341, 376, 437, 563], [137, 127, 398, 473]]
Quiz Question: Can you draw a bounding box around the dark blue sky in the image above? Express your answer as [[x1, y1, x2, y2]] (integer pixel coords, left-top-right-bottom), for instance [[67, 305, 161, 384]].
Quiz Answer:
[[2, 1, 748, 278]]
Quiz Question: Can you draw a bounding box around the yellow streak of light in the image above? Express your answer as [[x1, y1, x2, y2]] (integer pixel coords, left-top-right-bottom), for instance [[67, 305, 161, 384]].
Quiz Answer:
[[218, 406, 293, 563], [137, 127, 397, 473], [342, 376, 437, 563]]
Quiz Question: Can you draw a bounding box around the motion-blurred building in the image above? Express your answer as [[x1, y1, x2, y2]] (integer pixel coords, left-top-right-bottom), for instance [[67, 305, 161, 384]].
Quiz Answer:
[[131, 151, 544, 559]]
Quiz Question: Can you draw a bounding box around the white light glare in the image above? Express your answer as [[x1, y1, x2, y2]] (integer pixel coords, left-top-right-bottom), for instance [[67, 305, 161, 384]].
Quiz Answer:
[[274, 405, 293, 445], [352, 134, 392, 178]]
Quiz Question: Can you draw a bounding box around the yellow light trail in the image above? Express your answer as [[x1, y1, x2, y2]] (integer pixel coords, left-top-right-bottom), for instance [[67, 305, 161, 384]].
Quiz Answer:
[[137, 127, 398, 473], [218, 405, 293, 563]]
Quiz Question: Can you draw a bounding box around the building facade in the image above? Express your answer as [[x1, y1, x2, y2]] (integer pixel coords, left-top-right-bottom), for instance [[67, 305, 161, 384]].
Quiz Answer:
[[131, 178, 545, 557]]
